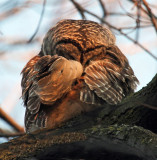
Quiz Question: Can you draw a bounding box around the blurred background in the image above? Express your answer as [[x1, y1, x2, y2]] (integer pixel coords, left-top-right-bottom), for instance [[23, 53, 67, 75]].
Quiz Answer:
[[0, 0, 157, 143]]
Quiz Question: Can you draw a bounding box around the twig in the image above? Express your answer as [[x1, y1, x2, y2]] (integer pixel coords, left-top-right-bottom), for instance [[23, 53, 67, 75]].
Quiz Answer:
[[142, 103, 157, 110], [84, 9, 157, 60], [0, 1, 32, 22], [120, 24, 152, 30], [98, 0, 107, 18], [70, 0, 86, 19], [71, 0, 157, 60], [135, 1, 141, 42], [119, 0, 150, 23], [0, 107, 24, 132], [129, 0, 157, 30], [142, 0, 157, 34], [0, 129, 25, 138], [130, 0, 157, 19], [28, 0, 46, 43]]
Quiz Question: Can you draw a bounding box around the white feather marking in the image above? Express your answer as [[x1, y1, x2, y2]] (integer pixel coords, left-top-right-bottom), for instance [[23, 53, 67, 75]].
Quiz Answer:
[[85, 76, 101, 88], [80, 91, 83, 101]]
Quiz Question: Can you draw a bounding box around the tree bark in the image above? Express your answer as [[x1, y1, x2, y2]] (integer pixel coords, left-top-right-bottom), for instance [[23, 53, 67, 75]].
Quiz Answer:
[[0, 74, 157, 160]]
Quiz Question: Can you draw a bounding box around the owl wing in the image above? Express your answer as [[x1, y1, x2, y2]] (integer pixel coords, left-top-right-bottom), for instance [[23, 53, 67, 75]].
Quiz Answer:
[[21, 55, 83, 132], [81, 47, 139, 105]]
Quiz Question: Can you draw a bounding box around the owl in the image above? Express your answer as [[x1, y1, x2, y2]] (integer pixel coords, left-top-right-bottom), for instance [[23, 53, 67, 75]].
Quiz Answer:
[[21, 19, 139, 133]]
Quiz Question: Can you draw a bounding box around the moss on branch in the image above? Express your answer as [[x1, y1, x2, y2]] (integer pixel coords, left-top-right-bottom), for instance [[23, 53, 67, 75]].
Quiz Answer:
[[0, 74, 157, 160]]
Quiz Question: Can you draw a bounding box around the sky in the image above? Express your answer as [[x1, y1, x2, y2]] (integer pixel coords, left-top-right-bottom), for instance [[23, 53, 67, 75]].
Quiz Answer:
[[0, 0, 156, 143]]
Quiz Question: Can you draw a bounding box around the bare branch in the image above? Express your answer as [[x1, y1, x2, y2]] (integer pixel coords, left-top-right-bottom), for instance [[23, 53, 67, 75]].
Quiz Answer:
[[84, 9, 157, 60], [28, 0, 47, 43], [70, 0, 86, 19], [0, 107, 24, 133], [98, 0, 107, 18], [142, 103, 157, 110], [69, 1, 157, 60], [142, 0, 157, 34], [0, 129, 25, 138], [129, 0, 157, 33], [135, 1, 141, 42]]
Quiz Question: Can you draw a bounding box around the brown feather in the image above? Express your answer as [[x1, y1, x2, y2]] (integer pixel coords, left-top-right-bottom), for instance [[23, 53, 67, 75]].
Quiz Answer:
[[21, 20, 139, 132], [21, 54, 83, 132]]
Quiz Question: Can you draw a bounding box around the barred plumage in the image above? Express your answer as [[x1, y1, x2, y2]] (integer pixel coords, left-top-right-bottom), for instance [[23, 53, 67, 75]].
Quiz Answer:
[[21, 19, 139, 132]]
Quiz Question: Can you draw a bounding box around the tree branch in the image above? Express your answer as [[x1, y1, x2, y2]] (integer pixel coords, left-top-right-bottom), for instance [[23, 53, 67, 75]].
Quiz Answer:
[[0, 129, 24, 138], [0, 108, 24, 133], [142, 0, 157, 33], [28, 0, 47, 43], [70, 0, 86, 19], [69, 0, 157, 60], [0, 74, 157, 160], [0, 124, 157, 160]]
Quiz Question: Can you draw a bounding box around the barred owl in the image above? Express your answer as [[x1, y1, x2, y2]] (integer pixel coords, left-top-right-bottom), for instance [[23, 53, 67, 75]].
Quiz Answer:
[[21, 19, 139, 133]]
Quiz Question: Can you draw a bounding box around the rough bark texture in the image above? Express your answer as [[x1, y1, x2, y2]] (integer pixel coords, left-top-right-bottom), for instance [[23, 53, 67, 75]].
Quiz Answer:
[[0, 74, 157, 160]]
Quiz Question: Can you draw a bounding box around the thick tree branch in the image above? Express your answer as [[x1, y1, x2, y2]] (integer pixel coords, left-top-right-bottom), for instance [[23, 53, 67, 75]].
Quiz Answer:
[[0, 74, 157, 160], [0, 124, 157, 160]]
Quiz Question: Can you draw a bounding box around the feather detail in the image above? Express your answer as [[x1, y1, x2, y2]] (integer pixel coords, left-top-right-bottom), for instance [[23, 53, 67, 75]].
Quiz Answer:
[[21, 55, 83, 132], [84, 58, 138, 105]]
